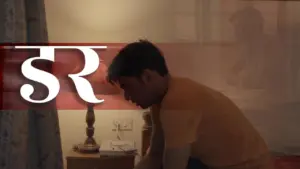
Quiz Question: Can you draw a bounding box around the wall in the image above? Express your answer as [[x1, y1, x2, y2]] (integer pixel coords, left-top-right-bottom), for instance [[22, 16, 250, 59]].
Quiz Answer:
[[44, 0, 300, 167], [45, 0, 176, 43]]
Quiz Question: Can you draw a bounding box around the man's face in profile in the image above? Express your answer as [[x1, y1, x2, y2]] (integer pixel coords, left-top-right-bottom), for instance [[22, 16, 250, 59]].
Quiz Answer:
[[118, 75, 157, 109]]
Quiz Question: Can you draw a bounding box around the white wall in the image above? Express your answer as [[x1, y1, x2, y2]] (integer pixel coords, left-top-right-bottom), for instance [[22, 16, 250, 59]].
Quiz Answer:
[[45, 0, 176, 43]]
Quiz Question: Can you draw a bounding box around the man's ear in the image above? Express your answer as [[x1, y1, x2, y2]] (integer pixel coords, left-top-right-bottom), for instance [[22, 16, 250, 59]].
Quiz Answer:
[[141, 69, 154, 84]]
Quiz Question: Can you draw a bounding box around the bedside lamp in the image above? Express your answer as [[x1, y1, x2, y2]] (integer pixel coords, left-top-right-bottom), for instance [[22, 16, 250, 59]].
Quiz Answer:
[[54, 48, 121, 154], [74, 102, 99, 153]]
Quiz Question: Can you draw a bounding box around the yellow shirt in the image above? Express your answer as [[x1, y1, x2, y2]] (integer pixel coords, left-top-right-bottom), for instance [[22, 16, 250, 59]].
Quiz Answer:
[[157, 77, 273, 169]]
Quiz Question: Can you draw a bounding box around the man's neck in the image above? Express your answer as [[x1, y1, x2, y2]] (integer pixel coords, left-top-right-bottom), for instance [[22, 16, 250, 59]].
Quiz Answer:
[[155, 74, 171, 105]]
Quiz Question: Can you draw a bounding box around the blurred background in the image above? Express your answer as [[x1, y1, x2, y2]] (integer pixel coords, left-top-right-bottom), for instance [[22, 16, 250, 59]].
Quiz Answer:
[[1, 0, 299, 168], [46, 0, 300, 156]]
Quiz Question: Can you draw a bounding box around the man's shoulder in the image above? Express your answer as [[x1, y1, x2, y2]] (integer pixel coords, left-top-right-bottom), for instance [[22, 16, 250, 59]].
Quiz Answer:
[[162, 77, 239, 114], [166, 77, 221, 100], [168, 77, 210, 95], [160, 77, 208, 111]]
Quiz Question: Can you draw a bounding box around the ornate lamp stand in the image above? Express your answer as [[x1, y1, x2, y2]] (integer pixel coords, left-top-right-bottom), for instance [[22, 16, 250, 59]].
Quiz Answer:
[[74, 103, 100, 153]]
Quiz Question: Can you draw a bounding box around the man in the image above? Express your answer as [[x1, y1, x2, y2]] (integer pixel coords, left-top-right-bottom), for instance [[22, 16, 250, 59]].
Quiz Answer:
[[228, 4, 267, 89], [107, 40, 274, 169]]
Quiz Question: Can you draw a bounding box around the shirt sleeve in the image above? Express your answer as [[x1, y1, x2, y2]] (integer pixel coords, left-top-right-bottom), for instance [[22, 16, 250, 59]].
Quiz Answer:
[[160, 110, 201, 148]]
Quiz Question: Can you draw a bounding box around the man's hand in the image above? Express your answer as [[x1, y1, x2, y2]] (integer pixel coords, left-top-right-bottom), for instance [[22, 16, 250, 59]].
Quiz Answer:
[[134, 155, 162, 169], [163, 144, 191, 169]]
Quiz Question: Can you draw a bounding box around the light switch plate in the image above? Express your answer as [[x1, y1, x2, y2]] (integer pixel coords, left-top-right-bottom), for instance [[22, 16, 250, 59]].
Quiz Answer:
[[112, 118, 133, 131]]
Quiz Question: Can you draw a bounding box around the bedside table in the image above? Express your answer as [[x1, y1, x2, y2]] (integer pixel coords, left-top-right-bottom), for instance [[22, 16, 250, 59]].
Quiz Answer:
[[66, 151, 135, 169]]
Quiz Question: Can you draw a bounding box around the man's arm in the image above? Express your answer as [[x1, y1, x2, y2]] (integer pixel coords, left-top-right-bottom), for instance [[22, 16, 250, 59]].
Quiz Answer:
[[134, 106, 164, 169], [160, 110, 201, 169], [147, 106, 164, 156], [163, 144, 191, 169]]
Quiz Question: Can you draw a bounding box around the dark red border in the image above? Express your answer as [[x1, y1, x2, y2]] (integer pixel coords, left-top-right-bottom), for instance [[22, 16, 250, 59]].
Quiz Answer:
[[0, 47, 4, 110]]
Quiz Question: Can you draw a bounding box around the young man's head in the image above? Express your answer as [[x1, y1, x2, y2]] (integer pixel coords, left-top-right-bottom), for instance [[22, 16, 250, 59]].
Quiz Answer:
[[230, 5, 264, 42], [107, 40, 169, 109]]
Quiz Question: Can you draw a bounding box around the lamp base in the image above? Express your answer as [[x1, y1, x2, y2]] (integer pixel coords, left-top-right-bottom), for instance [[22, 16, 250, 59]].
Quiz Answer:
[[73, 143, 100, 154], [73, 103, 100, 154], [73, 137, 100, 153]]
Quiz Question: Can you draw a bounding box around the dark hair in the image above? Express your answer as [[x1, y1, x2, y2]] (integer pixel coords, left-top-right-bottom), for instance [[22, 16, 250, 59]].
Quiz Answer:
[[107, 40, 169, 83], [229, 6, 264, 29]]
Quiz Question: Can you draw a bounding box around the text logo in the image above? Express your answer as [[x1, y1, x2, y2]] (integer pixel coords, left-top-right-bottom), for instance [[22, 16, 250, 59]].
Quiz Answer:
[[15, 46, 107, 104]]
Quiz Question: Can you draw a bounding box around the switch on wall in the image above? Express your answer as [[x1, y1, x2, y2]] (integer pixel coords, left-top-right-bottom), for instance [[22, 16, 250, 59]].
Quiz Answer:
[[112, 118, 133, 131]]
